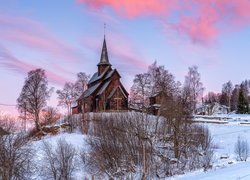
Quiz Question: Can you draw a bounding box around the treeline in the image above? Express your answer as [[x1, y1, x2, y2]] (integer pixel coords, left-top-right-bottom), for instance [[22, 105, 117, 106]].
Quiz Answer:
[[204, 80, 250, 114]]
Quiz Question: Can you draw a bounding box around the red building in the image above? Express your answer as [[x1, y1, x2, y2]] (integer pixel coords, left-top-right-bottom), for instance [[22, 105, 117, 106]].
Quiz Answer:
[[72, 37, 129, 113]]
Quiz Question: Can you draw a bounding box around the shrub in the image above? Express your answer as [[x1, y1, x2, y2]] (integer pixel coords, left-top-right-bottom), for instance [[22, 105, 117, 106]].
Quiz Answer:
[[41, 138, 77, 179], [0, 133, 34, 179], [235, 136, 249, 161]]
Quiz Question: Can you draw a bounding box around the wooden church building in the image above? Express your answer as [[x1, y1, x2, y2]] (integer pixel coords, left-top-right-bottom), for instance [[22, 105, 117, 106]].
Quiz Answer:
[[72, 37, 129, 113]]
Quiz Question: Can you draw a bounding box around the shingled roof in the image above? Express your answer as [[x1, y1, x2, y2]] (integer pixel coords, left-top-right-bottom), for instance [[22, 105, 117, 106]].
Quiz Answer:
[[88, 66, 110, 84], [81, 68, 127, 99], [83, 82, 101, 98]]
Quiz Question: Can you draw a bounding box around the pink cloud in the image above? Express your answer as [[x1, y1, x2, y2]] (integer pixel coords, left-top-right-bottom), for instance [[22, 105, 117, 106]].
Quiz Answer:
[[0, 45, 71, 85], [76, 0, 174, 17], [0, 14, 82, 62], [77, 0, 250, 44]]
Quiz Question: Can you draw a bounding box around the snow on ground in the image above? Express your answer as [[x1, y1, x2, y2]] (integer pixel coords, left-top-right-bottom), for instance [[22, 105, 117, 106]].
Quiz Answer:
[[30, 113, 250, 179], [175, 114, 250, 180], [194, 113, 250, 124], [176, 161, 250, 180], [31, 130, 90, 179]]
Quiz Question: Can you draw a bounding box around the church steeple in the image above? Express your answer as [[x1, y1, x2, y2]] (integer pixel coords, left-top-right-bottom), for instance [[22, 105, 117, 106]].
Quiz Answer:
[[97, 36, 112, 75], [98, 37, 110, 66]]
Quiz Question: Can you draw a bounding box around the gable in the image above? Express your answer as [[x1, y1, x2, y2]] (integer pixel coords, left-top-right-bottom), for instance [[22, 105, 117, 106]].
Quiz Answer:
[[108, 86, 128, 100], [97, 80, 111, 96], [104, 69, 121, 81]]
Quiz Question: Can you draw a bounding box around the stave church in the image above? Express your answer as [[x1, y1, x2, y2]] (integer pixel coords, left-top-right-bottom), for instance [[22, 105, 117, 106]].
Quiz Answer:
[[72, 36, 129, 114]]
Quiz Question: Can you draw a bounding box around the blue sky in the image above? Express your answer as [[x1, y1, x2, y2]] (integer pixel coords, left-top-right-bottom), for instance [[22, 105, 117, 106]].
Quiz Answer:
[[1, 0, 250, 115]]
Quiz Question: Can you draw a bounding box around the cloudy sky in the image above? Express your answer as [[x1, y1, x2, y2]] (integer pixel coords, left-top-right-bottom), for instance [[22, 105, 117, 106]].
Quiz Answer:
[[1, 0, 250, 115]]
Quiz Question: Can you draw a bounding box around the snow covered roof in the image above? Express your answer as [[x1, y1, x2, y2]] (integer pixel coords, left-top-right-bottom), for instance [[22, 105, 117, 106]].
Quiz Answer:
[[97, 80, 111, 96], [104, 69, 116, 80], [88, 67, 110, 84], [88, 72, 98, 84], [83, 82, 101, 98]]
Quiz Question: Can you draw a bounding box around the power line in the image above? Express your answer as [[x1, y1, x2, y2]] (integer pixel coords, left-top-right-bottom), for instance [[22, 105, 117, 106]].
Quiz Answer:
[[0, 103, 16, 107]]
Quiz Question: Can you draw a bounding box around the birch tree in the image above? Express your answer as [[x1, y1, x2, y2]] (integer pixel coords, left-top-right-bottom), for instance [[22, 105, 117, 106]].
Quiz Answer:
[[17, 69, 52, 131]]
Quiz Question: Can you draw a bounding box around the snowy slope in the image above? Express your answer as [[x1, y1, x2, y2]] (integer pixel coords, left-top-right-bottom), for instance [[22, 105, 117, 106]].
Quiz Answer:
[[177, 161, 250, 180], [176, 117, 250, 180], [31, 131, 90, 179], [30, 114, 250, 179]]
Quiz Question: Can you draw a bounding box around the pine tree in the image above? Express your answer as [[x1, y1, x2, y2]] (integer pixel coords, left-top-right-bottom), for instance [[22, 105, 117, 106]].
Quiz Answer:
[[231, 85, 240, 111], [237, 84, 249, 114]]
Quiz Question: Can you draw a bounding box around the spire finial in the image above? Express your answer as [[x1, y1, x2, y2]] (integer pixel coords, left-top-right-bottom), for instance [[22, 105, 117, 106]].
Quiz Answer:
[[104, 23, 106, 38]]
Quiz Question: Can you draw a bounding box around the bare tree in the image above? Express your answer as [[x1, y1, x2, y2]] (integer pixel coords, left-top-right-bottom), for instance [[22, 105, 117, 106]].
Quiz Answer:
[[220, 81, 233, 110], [75, 72, 90, 97], [56, 82, 78, 116], [235, 136, 250, 161], [86, 113, 154, 179], [130, 73, 151, 111], [41, 139, 77, 180], [0, 133, 34, 180], [148, 61, 177, 96], [183, 66, 204, 113], [0, 113, 17, 133], [41, 106, 60, 125], [204, 92, 220, 104], [17, 69, 53, 131], [204, 92, 221, 115]]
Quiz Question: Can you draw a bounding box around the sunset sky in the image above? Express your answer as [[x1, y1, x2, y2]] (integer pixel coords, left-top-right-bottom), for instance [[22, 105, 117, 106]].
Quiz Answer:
[[1, 0, 250, 115]]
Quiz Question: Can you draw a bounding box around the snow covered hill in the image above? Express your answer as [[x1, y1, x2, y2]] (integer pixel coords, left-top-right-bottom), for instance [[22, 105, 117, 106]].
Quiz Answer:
[[31, 130, 90, 179], [177, 161, 250, 180], [29, 114, 250, 179], [175, 115, 250, 180]]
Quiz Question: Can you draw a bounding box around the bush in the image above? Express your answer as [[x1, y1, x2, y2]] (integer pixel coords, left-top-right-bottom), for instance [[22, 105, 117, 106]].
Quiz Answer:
[[86, 113, 214, 179], [86, 113, 149, 179], [0, 133, 34, 179], [235, 136, 249, 161], [41, 138, 77, 179]]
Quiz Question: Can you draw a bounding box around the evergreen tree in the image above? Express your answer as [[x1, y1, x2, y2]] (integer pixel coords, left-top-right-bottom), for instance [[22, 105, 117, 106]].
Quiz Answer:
[[237, 84, 249, 114], [231, 85, 240, 111]]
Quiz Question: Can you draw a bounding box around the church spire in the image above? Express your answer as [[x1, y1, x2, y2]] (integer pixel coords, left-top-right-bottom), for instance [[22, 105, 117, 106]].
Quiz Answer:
[[98, 35, 110, 66]]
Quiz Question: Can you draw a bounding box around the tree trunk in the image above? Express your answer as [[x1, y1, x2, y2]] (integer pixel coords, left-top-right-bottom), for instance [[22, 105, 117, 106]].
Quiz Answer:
[[142, 142, 147, 180], [174, 130, 180, 159], [35, 112, 41, 131]]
